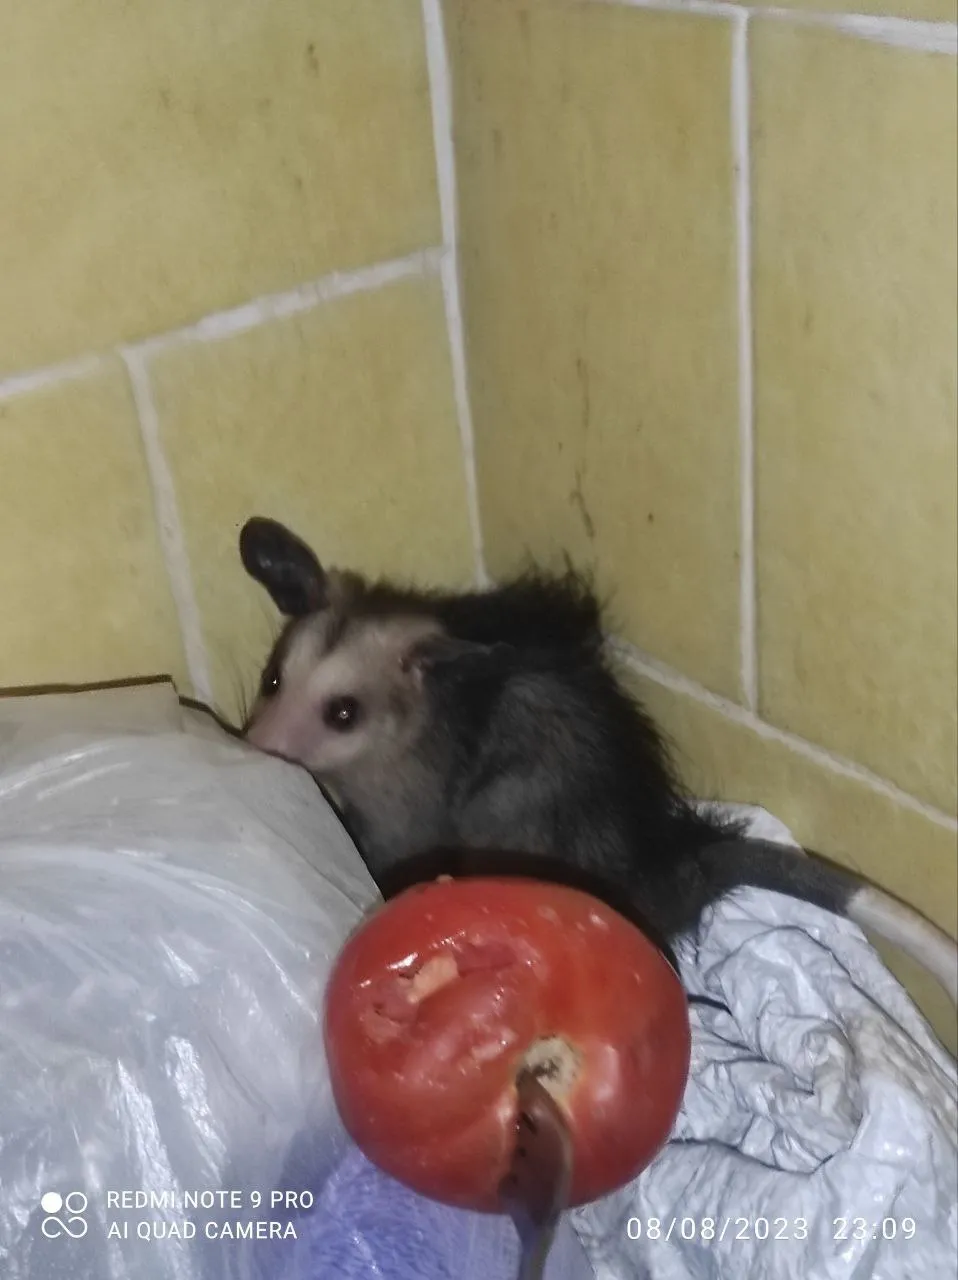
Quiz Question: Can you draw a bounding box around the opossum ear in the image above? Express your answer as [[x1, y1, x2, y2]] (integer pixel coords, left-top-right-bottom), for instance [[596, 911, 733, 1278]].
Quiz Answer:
[[239, 517, 327, 617], [401, 634, 511, 675]]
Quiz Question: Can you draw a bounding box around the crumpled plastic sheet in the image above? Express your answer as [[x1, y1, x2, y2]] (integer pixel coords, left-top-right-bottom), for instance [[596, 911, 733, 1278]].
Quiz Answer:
[[571, 808, 958, 1280], [0, 683, 377, 1280], [0, 683, 955, 1280]]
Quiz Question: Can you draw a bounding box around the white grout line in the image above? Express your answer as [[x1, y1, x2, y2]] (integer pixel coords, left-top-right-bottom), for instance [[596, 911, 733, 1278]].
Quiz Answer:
[[120, 348, 215, 708], [421, 0, 489, 588], [611, 638, 958, 832], [0, 354, 105, 405], [582, 0, 742, 18], [0, 250, 447, 410], [772, 7, 956, 52], [732, 12, 759, 712], [583, 0, 957, 53], [132, 248, 444, 360]]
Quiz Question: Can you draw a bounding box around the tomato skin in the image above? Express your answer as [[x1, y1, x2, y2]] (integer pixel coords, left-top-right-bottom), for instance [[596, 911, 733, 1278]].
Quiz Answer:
[[323, 876, 691, 1212]]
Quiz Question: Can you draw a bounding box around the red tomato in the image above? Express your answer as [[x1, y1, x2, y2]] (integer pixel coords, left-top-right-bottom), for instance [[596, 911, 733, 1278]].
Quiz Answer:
[[323, 875, 690, 1212]]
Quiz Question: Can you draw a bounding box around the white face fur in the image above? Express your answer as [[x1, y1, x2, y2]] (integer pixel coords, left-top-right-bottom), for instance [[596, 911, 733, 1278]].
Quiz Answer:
[[245, 611, 444, 780]]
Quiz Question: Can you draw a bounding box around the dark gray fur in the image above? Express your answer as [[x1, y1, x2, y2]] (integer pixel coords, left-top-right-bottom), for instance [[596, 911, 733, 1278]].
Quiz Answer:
[[238, 517, 955, 996]]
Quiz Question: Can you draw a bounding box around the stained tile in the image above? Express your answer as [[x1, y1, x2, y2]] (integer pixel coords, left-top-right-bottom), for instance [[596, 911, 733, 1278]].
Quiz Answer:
[[447, 0, 743, 698], [752, 25, 958, 812]]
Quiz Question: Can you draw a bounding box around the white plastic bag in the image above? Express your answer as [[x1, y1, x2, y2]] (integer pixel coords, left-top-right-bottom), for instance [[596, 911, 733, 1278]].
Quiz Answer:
[[2, 683, 955, 1280], [0, 683, 380, 1280], [0, 684, 596, 1280], [572, 808, 958, 1280]]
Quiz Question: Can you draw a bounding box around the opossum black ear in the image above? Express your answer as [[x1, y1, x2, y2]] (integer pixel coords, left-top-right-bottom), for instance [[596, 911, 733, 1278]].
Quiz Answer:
[[239, 517, 327, 617], [401, 635, 512, 675]]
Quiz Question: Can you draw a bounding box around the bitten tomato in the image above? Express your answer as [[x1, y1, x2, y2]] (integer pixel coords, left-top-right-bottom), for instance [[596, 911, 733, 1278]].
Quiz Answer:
[[323, 875, 691, 1212]]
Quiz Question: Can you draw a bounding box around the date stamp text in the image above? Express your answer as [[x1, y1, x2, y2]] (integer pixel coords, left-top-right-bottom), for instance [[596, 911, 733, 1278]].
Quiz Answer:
[[626, 1216, 918, 1244]]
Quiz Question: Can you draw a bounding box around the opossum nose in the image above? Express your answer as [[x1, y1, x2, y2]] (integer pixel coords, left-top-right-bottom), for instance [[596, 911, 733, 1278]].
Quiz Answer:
[[245, 718, 275, 750], [245, 705, 303, 761]]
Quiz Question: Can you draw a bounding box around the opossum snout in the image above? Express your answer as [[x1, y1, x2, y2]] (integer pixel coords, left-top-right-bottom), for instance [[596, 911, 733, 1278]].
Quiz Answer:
[[244, 714, 278, 752], [244, 700, 313, 766]]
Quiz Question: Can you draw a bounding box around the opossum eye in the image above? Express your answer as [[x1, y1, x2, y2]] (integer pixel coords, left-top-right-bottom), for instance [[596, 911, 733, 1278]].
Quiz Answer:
[[260, 659, 281, 698], [323, 695, 361, 731]]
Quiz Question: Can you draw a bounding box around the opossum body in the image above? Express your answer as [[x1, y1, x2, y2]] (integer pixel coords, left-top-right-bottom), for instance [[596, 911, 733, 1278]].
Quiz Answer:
[[238, 516, 958, 1008]]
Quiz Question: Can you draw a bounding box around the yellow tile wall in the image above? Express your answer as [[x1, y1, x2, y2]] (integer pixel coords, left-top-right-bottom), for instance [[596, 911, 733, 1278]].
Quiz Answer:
[[0, 364, 188, 692], [147, 274, 476, 719], [0, 0, 440, 376], [446, 0, 957, 1046], [752, 25, 958, 815], [0, 0, 463, 710], [448, 0, 744, 700], [0, 0, 955, 1052]]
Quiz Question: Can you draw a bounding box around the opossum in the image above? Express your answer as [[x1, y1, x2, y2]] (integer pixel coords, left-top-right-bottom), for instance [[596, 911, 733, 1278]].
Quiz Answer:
[[237, 515, 958, 1008]]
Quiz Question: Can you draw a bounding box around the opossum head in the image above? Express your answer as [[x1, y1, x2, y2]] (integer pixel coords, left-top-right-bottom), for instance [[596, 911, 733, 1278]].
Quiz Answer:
[[238, 517, 497, 785]]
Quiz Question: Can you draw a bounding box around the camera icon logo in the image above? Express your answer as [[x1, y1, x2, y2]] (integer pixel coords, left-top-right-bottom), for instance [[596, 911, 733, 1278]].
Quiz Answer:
[[40, 1191, 89, 1240]]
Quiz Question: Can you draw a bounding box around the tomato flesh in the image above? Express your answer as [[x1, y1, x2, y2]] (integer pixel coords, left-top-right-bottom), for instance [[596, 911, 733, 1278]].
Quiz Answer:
[[323, 876, 691, 1212]]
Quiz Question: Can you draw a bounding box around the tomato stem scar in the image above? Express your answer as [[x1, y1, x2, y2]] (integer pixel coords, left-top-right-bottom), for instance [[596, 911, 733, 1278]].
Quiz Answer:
[[519, 1036, 581, 1104]]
